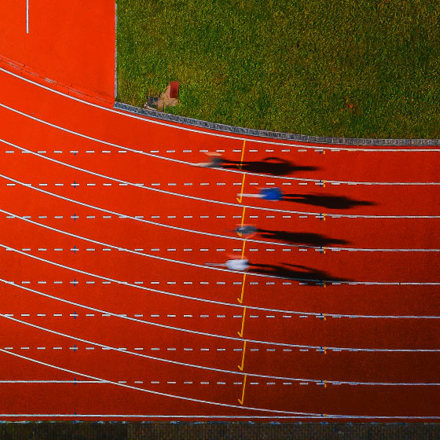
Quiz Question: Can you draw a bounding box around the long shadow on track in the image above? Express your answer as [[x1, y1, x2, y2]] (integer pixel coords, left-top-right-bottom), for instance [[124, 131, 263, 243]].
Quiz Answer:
[[249, 263, 350, 284], [219, 157, 319, 175], [257, 229, 349, 246], [282, 193, 376, 209]]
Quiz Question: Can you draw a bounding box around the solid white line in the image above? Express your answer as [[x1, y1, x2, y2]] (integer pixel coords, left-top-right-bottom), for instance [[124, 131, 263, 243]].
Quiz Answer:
[[0, 347, 317, 416], [2, 138, 440, 219], [2, 279, 440, 352], [26, 0, 29, 34], [3, 307, 437, 385], [1, 101, 440, 186], [0, 66, 439, 152], [0, 235, 340, 285], [0, 380, 103, 384], [3, 209, 440, 319], [2, 178, 439, 253], [0, 230, 440, 289]]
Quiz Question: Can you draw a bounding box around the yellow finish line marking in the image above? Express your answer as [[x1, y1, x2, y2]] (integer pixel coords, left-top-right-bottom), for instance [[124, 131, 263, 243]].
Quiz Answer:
[[237, 306, 247, 336], [238, 340, 247, 371], [236, 172, 247, 203], [237, 273, 246, 304], [238, 374, 247, 405], [237, 306, 247, 337], [239, 140, 246, 169], [241, 239, 247, 259], [237, 206, 246, 237], [240, 206, 246, 227]]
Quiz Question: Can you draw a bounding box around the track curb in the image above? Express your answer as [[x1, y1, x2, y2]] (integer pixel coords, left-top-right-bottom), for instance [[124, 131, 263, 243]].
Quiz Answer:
[[114, 102, 440, 147]]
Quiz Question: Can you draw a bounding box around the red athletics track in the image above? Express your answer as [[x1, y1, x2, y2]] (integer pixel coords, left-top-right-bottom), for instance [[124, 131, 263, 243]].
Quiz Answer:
[[0, 1, 439, 422]]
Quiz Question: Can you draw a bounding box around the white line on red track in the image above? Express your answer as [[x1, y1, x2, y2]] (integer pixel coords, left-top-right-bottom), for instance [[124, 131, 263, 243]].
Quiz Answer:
[[3, 198, 440, 253], [25, 0, 29, 34], [1, 349, 439, 419], [2, 279, 440, 352], [1, 101, 440, 187], [1, 66, 439, 152], [2, 141, 440, 219], [0, 380, 102, 383], [0, 347, 305, 416], [3, 206, 440, 289], [3, 232, 440, 292], [1, 312, 439, 385]]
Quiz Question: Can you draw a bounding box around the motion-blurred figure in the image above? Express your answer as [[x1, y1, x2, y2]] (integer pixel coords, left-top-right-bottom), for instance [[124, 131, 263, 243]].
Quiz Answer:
[[238, 187, 283, 201]]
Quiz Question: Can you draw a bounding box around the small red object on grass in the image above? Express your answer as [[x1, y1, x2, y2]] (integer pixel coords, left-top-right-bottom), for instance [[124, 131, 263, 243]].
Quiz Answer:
[[169, 81, 179, 99]]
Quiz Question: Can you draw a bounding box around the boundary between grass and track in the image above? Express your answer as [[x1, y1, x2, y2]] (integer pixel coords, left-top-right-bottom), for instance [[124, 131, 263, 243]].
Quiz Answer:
[[112, 0, 439, 148], [114, 102, 440, 147], [1, 64, 440, 149]]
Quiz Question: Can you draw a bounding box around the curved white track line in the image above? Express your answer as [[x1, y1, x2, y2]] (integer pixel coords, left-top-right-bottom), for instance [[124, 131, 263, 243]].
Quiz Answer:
[[3, 346, 435, 419], [0, 380, 103, 384], [3, 209, 440, 319], [2, 175, 439, 253], [2, 254, 439, 351], [1, 103, 440, 187], [1, 66, 440, 153], [2, 138, 440, 219], [3, 303, 435, 386], [0, 233, 341, 285], [2, 218, 440, 287], [0, 346, 299, 416]]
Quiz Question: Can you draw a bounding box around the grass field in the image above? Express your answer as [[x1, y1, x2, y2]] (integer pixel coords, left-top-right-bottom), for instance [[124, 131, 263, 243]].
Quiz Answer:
[[116, 0, 440, 139]]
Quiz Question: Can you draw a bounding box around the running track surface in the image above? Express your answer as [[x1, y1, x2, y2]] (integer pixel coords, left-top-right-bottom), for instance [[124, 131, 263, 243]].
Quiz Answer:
[[0, 1, 439, 422]]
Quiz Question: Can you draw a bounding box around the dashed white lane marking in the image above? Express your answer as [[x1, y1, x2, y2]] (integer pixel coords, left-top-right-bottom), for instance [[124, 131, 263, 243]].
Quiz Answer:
[[1, 317, 438, 387], [3, 140, 440, 218], [2, 69, 440, 163], [0, 347, 322, 416], [3, 279, 440, 356], [1, 101, 440, 186]]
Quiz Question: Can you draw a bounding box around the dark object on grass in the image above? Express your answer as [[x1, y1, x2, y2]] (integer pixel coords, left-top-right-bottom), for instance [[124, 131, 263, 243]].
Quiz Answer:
[[146, 96, 159, 109], [169, 81, 180, 98]]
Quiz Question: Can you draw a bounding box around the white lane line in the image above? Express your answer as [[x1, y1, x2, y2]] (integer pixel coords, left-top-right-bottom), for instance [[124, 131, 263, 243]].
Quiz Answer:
[[26, 0, 29, 34], [0, 347, 305, 416], [3, 233, 440, 303], [0, 380, 103, 384], [3, 209, 440, 304], [1, 311, 438, 385], [1, 102, 440, 186], [2, 277, 440, 352], [1, 66, 440, 152], [1, 183, 439, 253], [2, 139, 440, 219]]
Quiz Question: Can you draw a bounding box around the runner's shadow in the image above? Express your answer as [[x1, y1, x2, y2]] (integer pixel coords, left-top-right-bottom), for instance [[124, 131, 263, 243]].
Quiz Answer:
[[257, 229, 349, 246], [281, 193, 376, 209], [250, 263, 349, 284], [221, 157, 318, 176]]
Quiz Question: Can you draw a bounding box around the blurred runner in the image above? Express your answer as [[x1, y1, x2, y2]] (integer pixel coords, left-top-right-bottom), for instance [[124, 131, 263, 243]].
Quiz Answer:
[[238, 187, 283, 201]]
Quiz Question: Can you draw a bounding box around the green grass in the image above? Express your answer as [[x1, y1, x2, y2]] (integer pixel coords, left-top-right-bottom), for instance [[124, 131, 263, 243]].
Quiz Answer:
[[116, 0, 440, 139]]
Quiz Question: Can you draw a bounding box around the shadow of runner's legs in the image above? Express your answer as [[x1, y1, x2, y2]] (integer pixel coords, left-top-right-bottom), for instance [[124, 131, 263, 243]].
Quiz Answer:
[[221, 157, 319, 176], [249, 263, 348, 284], [257, 229, 349, 246], [281, 193, 376, 209]]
